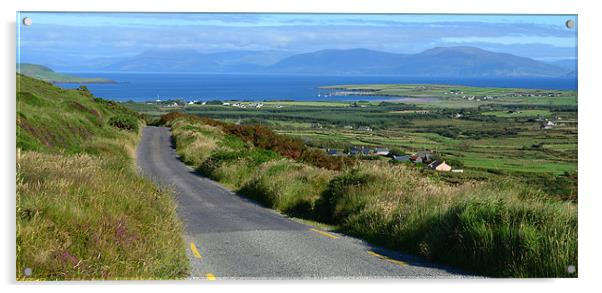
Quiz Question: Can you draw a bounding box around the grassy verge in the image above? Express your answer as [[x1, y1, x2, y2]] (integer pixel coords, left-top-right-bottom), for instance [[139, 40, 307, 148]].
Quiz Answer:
[[16, 74, 188, 280], [162, 113, 577, 278]]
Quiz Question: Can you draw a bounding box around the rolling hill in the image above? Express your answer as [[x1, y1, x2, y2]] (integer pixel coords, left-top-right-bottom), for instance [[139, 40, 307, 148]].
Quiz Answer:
[[17, 63, 114, 83], [16, 74, 187, 279]]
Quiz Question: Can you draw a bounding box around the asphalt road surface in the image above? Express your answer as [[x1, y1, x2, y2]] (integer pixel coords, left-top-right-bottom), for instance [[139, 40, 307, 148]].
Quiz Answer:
[[137, 126, 473, 280]]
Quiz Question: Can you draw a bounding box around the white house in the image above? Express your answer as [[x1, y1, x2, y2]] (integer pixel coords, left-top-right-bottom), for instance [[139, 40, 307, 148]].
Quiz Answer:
[[374, 148, 390, 156], [428, 161, 452, 172]]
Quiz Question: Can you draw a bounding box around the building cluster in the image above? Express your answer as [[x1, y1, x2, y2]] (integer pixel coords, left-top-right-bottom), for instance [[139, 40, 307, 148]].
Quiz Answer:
[[457, 95, 496, 101], [541, 119, 557, 130], [511, 92, 562, 97], [325, 148, 462, 172], [222, 102, 264, 109], [326, 146, 390, 157]]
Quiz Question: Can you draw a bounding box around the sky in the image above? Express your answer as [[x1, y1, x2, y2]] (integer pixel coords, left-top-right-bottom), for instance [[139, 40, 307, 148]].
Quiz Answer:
[[16, 13, 577, 66]]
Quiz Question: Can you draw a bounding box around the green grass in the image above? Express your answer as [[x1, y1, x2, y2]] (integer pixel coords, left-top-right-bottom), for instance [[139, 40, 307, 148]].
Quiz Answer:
[[128, 88, 576, 179], [334, 164, 577, 277], [165, 115, 578, 277], [240, 159, 335, 217], [481, 109, 552, 117], [17, 152, 187, 280], [16, 74, 188, 280], [321, 83, 577, 107]]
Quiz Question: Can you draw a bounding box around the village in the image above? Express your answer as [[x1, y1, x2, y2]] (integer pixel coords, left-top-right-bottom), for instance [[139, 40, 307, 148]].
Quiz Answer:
[[146, 99, 272, 109], [444, 89, 564, 102], [324, 147, 463, 173]]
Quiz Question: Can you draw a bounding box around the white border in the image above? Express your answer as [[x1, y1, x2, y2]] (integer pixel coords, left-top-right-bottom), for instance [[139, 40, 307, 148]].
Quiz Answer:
[[2, 0, 600, 292]]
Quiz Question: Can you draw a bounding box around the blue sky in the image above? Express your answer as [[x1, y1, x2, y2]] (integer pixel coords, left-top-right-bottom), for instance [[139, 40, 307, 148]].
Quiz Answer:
[[17, 13, 577, 65]]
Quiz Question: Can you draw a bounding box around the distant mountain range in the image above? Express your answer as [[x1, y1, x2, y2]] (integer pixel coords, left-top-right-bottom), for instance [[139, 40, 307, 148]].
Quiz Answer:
[[267, 47, 571, 77], [24, 46, 574, 78], [546, 59, 577, 73]]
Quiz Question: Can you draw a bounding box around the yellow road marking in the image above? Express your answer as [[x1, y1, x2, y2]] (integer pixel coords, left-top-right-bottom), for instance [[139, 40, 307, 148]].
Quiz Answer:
[[206, 273, 216, 281], [368, 251, 407, 267], [310, 228, 338, 239], [190, 242, 202, 259]]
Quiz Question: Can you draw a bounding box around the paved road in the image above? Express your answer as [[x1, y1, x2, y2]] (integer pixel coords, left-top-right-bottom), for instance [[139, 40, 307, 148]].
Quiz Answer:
[[137, 126, 472, 280]]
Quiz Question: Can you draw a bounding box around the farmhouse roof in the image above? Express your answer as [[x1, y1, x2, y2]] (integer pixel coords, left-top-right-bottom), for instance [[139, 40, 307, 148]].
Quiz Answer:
[[428, 160, 443, 169]]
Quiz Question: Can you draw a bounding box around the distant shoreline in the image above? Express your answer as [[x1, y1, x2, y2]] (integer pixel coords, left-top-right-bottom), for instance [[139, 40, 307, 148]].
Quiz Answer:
[[52, 79, 116, 85], [17, 63, 116, 84]]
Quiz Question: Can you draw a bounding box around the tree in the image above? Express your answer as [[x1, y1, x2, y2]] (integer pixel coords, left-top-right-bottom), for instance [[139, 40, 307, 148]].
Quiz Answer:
[[206, 100, 223, 105], [388, 148, 405, 157]]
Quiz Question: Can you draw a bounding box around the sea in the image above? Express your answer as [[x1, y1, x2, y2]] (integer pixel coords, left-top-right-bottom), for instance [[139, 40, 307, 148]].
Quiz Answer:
[[56, 73, 578, 102]]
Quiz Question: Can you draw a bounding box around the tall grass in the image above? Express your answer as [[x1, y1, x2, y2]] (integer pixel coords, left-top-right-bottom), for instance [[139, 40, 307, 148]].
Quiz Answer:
[[16, 74, 188, 280], [327, 163, 577, 277], [165, 114, 578, 278], [17, 152, 188, 280], [240, 159, 335, 217], [170, 120, 222, 166]]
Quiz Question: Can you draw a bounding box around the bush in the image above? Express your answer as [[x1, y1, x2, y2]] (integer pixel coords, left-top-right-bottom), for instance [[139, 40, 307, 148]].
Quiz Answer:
[[445, 157, 465, 169], [206, 100, 223, 105], [388, 148, 405, 157], [165, 114, 355, 171], [239, 160, 334, 217], [158, 112, 190, 126], [299, 148, 354, 171], [316, 168, 376, 223], [108, 115, 139, 132]]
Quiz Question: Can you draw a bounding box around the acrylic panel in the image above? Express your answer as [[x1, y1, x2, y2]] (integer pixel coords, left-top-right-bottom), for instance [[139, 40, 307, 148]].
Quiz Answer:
[[16, 12, 578, 280]]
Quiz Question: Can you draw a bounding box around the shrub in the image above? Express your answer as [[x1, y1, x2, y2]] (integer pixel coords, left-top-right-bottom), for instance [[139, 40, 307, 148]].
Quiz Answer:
[[108, 115, 139, 132], [162, 113, 355, 170], [239, 160, 334, 217], [388, 148, 405, 157], [299, 148, 354, 171], [158, 112, 190, 126], [316, 168, 377, 223], [198, 147, 280, 188], [445, 157, 465, 169]]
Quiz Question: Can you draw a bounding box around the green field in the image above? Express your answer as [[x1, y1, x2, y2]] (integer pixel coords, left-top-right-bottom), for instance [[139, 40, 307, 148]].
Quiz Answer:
[[128, 84, 577, 196], [481, 109, 553, 117], [322, 83, 577, 104]]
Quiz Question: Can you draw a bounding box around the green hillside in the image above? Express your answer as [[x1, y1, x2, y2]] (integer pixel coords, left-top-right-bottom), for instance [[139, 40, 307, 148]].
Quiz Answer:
[[16, 74, 188, 280], [17, 63, 114, 84]]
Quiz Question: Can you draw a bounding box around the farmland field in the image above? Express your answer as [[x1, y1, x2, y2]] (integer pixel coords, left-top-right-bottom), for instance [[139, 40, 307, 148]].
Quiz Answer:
[[127, 83, 577, 200]]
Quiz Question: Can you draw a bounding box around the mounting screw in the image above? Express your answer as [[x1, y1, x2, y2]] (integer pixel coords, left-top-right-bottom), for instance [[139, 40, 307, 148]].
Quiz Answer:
[[567, 265, 576, 274], [22, 17, 32, 26], [23, 267, 32, 276], [565, 19, 575, 29]]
